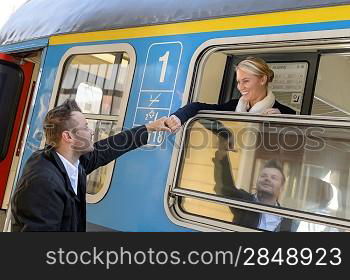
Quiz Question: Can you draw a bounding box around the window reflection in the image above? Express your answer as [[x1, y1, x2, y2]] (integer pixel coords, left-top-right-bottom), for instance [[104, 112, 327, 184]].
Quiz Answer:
[[176, 118, 350, 231], [76, 83, 103, 114], [86, 119, 118, 195], [56, 51, 131, 198], [58, 53, 129, 116]]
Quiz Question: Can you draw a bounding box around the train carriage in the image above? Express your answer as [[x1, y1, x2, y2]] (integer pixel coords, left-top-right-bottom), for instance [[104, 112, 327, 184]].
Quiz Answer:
[[1, 0, 350, 232]]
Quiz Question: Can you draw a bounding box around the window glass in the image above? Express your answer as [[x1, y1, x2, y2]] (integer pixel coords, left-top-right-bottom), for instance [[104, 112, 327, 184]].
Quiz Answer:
[[76, 83, 103, 114], [312, 53, 350, 117], [174, 118, 350, 231], [0, 62, 23, 160], [56, 52, 130, 196], [57, 53, 129, 116], [86, 119, 118, 194], [0, 72, 6, 97]]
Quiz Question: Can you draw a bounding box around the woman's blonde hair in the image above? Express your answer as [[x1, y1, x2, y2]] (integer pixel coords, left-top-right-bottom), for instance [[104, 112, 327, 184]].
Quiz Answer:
[[236, 56, 274, 84]]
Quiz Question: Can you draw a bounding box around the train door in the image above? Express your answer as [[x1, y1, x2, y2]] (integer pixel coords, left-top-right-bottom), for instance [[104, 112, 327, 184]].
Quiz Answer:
[[0, 53, 34, 209]]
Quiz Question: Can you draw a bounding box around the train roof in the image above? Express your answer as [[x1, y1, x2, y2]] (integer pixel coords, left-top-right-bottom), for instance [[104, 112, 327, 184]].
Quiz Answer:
[[1, 0, 350, 46]]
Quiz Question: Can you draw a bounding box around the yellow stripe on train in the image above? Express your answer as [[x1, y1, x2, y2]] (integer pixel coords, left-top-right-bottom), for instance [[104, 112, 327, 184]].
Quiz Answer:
[[50, 5, 350, 45]]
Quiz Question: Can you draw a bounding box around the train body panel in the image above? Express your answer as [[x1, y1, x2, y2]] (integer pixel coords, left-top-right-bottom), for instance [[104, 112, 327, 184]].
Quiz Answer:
[[1, 1, 350, 231]]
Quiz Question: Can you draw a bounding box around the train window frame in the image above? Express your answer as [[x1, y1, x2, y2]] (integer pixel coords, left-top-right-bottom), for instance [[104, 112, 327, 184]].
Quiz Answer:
[[48, 43, 136, 204], [311, 52, 350, 117], [169, 113, 350, 232], [164, 33, 350, 232], [0, 61, 24, 161]]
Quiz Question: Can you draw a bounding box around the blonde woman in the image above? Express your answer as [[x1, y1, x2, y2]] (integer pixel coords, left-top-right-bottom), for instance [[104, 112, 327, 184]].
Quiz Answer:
[[165, 56, 295, 132]]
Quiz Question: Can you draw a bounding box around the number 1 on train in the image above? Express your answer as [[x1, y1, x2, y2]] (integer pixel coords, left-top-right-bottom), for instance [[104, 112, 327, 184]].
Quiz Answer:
[[159, 51, 169, 83]]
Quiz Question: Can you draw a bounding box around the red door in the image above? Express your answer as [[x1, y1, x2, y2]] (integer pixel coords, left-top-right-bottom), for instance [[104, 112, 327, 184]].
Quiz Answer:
[[0, 53, 34, 207]]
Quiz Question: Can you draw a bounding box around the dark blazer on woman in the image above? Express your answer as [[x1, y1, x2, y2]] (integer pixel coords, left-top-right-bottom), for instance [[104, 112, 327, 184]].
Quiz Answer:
[[11, 125, 149, 232], [172, 99, 296, 125]]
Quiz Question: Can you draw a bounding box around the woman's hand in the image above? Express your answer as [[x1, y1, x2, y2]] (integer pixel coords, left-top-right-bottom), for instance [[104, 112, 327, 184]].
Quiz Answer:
[[262, 108, 281, 115]]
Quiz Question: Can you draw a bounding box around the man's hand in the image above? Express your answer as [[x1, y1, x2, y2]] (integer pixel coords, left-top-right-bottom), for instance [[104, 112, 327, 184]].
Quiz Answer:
[[145, 117, 171, 132], [164, 115, 182, 133]]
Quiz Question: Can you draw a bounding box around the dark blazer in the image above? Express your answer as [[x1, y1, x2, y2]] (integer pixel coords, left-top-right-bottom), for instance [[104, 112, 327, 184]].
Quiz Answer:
[[11, 125, 148, 232], [172, 99, 296, 124]]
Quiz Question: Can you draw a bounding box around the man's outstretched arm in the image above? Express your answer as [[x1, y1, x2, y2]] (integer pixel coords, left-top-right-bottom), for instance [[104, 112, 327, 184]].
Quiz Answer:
[[80, 117, 171, 174]]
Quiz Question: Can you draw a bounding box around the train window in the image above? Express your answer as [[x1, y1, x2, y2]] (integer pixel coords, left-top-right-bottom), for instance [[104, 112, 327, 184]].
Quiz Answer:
[[312, 53, 350, 117], [56, 50, 133, 202], [85, 119, 118, 194], [194, 51, 318, 115], [169, 115, 350, 232], [0, 62, 23, 161], [232, 61, 309, 114], [57, 53, 129, 116]]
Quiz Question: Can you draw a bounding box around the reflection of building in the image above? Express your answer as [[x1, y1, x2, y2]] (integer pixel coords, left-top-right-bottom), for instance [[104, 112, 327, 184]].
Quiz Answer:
[[297, 176, 340, 232], [177, 117, 349, 232], [76, 83, 103, 114], [56, 52, 131, 197], [58, 53, 129, 115]]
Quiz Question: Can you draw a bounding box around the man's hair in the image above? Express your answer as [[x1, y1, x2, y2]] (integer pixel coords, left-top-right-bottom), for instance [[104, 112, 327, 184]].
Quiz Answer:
[[43, 99, 82, 146], [262, 159, 286, 185]]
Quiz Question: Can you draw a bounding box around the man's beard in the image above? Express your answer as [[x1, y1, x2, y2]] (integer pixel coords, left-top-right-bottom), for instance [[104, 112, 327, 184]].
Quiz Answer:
[[70, 138, 94, 155]]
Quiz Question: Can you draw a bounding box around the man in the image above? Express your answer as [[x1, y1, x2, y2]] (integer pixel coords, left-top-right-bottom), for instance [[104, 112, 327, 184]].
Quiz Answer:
[[11, 99, 170, 231], [228, 160, 292, 231]]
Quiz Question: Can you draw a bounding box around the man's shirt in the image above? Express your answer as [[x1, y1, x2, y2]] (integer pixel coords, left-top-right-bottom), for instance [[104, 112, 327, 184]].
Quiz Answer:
[[56, 152, 79, 195]]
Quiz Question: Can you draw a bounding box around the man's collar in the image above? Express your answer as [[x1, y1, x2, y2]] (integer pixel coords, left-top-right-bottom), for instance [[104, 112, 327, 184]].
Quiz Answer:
[[43, 145, 68, 175], [254, 194, 280, 206], [56, 151, 79, 170]]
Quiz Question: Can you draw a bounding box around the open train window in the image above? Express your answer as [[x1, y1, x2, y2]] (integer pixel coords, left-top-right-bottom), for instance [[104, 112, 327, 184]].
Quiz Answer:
[[168, 114, 350, 232], [195, 51, 319, 115], [166, 40, 350, 232], [0, 61, 23, 161], [194, 46, 350, 118], [53, 45, 135, 203]]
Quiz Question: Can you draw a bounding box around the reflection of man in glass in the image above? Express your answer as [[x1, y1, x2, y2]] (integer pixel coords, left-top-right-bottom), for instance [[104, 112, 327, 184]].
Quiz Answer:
[[229, 160, 292, 231], [209, 121, 236, 197]]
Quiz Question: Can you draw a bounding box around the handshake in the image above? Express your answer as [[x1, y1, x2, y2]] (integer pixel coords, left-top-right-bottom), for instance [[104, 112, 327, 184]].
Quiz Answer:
[[145, 115, 182, 133]]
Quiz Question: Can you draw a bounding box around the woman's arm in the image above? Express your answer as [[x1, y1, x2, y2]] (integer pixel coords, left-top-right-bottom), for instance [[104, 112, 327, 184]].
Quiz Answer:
[[166, 100, 238, 132]]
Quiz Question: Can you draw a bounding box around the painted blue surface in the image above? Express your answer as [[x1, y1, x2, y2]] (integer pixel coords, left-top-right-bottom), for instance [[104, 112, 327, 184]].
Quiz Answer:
[[134, 109, 169, 126], [137, 92, 173, 109], [133, 42, 183, 146], [141, 42, 182, 91], [0, 38, 48, 53], [16, 20, 350, 231]]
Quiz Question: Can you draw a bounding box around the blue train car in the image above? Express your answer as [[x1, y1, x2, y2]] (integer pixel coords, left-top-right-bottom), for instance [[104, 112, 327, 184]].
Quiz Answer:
[[1, 0, 350, 232]]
